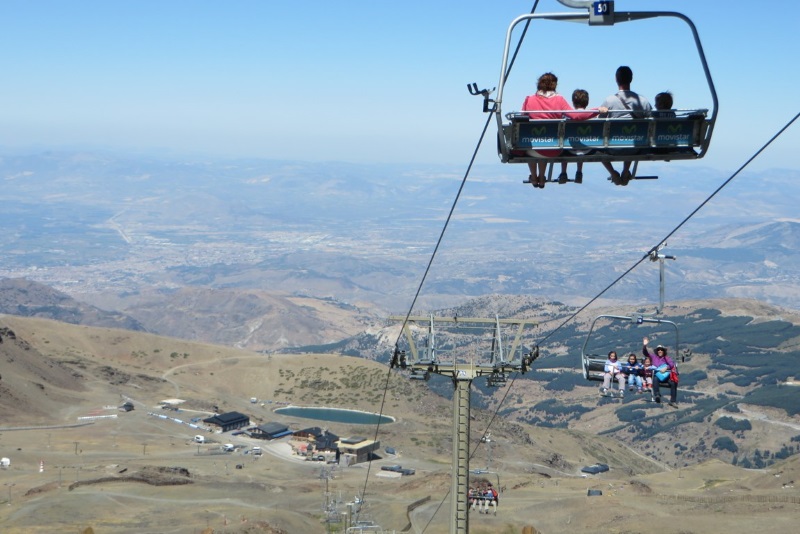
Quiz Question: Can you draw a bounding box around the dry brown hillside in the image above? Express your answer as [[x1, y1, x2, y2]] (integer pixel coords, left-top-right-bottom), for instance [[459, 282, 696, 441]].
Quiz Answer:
[[0, 315, 798, 533]]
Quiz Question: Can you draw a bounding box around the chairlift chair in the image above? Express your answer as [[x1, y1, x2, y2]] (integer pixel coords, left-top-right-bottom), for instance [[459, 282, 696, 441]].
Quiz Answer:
[[580, 314, 680, 383], [474, 1, 718, 182]]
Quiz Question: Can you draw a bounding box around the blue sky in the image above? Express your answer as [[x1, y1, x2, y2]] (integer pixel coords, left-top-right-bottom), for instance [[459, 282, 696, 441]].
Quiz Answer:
[[0, 0, 797, 173]]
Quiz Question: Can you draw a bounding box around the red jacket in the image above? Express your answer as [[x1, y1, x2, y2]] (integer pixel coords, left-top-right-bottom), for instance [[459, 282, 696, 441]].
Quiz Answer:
[[522, 92, 572, 119]]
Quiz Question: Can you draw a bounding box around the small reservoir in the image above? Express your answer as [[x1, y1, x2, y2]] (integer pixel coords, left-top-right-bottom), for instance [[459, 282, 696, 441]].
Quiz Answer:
[[274, 406, 394, 425]]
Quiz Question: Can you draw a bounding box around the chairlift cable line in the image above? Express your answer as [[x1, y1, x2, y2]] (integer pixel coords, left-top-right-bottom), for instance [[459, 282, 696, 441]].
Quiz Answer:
[[354, 3, 543, 530], [353, 109, 494, 528], [390, 0, 538, 351], [411, 6, 543, 533], [535, 111, 800, 347]]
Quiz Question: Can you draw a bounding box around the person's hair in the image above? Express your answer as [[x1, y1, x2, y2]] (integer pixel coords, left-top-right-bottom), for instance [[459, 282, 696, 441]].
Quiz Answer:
[[537, 72, 558, 92], [572, 89, 589, 108], [616, 66, 633, 86], [656, 345, 667, 354], [608, 351, 617, 358], [628, 354, 637, 360], [655, 91, 673, 110]]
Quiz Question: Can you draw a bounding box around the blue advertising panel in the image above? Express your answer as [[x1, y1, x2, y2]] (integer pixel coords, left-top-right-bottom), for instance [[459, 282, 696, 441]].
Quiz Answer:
[[607, 120, 649, 148], [653, 119, 693, 147], [564, 121, 605, 150], [515, 122, 561, 149]]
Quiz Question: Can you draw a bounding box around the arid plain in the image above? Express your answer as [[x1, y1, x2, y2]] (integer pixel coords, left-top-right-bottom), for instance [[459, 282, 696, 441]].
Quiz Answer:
[[1, 315, 798, 534]]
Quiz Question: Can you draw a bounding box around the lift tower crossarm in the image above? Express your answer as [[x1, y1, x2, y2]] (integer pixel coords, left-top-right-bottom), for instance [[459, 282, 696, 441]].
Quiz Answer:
[[388, 315, 538, 533]]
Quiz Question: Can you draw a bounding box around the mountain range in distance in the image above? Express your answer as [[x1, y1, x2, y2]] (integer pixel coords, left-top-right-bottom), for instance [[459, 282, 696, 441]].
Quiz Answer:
[[0, 149, 799, 322]]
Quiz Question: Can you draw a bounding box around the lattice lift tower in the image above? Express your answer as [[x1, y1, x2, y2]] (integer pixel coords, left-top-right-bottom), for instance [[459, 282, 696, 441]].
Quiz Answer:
[[389, 315, 539, 534]]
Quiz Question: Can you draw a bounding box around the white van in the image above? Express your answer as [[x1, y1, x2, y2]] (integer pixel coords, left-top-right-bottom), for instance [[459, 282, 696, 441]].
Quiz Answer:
[[194, 435, 205, 443], [222, 444, 235, 452], [252, 446, 262, 456]]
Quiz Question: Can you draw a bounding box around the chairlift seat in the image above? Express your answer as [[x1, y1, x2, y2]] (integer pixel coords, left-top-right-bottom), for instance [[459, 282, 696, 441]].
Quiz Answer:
[[488, 9, 718, 168], [502, 112, 709, 164], [584, 355, 607, 382]]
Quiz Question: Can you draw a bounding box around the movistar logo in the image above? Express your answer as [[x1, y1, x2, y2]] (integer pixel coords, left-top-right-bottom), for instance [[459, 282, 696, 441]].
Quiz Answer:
[[577, 125, 592, 135], [622, 124, 638, 135], [667, 124, 684, 134], [532, 126, 547, 135]]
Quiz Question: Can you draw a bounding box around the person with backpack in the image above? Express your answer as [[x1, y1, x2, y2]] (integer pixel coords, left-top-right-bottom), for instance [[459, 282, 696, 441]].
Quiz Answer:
[[599, 66, 653, 185], [642, 336, 679, 407]]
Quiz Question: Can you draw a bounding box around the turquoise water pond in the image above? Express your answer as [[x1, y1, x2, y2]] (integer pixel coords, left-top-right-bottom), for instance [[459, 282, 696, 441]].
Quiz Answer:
[[274, 406, 394, 425]]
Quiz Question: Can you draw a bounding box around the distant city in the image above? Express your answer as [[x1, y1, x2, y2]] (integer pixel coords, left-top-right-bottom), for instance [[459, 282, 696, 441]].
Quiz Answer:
[[1, 150, 799, 313]]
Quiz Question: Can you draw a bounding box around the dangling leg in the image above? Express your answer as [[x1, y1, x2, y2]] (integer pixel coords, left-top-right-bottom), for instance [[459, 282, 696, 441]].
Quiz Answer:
[[602, 161, 621, 185], [668, 381, 679, 407], [537, 161, 547, 188], [620, 161, 633, 186], [601, 373, 611, 395], [527, 162, 538, 187], [652, 378, 662, 403], [558, 161, 569, 184]]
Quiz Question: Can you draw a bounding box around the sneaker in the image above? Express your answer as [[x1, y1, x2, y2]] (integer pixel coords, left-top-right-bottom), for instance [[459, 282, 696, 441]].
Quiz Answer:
[[628, 385, 635, 392], [575, 171, 583, 184], [557, 172, 568, 184], [610, 171, 621, 185], [620, 169, 632, 186], [654, 395, 661, 404], [637, 388, 643, 394], [600, 387, 608, 394], [668, 401, 679, 408]]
